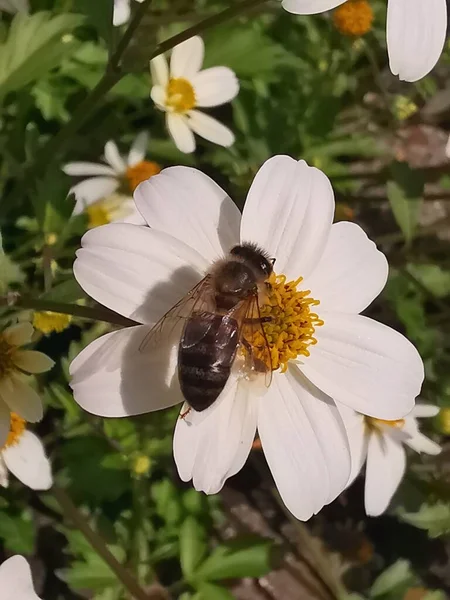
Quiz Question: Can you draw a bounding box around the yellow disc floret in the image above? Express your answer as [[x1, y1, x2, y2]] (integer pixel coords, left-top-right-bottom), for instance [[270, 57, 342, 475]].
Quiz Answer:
[[126, 160, 161, 192], [3, 412, 26, 449], [33, 311, 72, 335], [86, 194, 132, 229], [166, 78, 196, 113], [333, 0, 374, 37], [249, 273, 323, 373], [86, 201, 110, 228]]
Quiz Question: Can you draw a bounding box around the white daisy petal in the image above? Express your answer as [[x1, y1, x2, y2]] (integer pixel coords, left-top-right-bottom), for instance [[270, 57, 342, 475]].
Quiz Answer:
[[62, 162, 116, 177], [187, 110, 235, 148], [365, 431, 406, 516], [104, 140, 127, 173], [0, 400, 10, 448], [0, 377, 42, 423], [173, 378, 257, 493], [337, 403, 368, 486], [70, 326, 182, 417], [166, 113, 196, 154], [302, 313, 424, 420], [412, 403, 440, 418], [405, 431, 442, 455], [387, 0, 446, 82], [192, 67, 240, 107], [13, 351, 54, 374], [113, 0, 131, 26], [170, 35, 204, 79], [0, 555, 41, 600], [3, 431, 52, 491], [281, 0, 346, 14], [128, 131, 149, 166], [150, 54, 169, 88], [150, 85, 167, 110], [70, 177, 119, 204], [241, 156, 334, 279], [303, 221, 388, 313], [0, 458, 9, 488], [134, 166, 241, 260], [74, 223, 208, 323], [3, 322, 33, 347]]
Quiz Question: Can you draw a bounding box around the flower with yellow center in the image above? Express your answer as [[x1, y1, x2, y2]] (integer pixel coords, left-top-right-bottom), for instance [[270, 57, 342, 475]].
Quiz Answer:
[[0, 555, 42, 600], [33, 311, 72, 335], [0, 322, 53, 447], [63, 132, 161, 226], [333, 0, 373, 37], [150, 36, 239, 154], [0, 412, 52, 490], [71, 156, 423, 521], [339, 403, 441, 516]]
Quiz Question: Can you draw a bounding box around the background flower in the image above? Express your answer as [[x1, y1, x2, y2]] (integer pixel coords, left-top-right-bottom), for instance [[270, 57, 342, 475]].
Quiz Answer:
[[0, 555, 41, 600]]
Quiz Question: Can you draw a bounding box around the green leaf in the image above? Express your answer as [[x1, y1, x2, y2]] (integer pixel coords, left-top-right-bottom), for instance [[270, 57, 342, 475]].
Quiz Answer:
[[398, 502, 450, 538], [406, 264, 450, 299], [151, 478, 182, 526], [195, 583, 235, 600], [370, 560, 415, 597], [0, 12, 84, 99], [387, 162, 424, 243], [0, 511, 35, 554], [0, 253, 25, 294], [179, 517, 208, 579], [40, 279, 85, 304], [73, 0, 113, 42]]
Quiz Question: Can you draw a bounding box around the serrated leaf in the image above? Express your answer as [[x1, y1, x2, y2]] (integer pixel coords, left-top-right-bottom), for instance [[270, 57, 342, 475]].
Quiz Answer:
[[370, 560, 415, 597], [179, 517, 207, 579], [387, 162, 424, 244], [399, 503, 450, 538], [0, 511, 35, 554]]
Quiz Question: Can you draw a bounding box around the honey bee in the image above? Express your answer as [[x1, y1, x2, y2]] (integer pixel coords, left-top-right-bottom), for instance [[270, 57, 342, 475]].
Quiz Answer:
[[140, 243, 274, 413]]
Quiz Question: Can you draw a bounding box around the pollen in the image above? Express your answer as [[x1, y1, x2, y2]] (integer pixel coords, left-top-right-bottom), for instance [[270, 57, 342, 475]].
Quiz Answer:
[[333, 0, 374, 37], [366, 417, 405, 432], [0, 336, 16, 380], [249, 273, 323, 373], [166, 78, 196, 113], [33, 311, 72, 335], [2, 412, 26, 449], [125, 160, 161, 192]]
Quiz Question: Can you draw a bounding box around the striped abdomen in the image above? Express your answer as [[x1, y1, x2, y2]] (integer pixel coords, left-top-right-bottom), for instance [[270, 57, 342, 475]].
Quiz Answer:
[[178, 312, 240, 412]]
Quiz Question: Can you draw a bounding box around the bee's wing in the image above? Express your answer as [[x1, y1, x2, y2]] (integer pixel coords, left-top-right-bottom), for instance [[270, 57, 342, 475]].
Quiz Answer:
[[138, 276, 214, 353]]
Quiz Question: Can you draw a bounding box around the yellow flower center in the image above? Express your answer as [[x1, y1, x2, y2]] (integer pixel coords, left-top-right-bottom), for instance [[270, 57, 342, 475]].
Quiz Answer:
[[365, 417, 405, 432], [0, 335, 16, 380], [247, 273, 323, 373], [86, 194, 132, 229], [393, 96, 418, 121], [33, 311, 72, 335], [86, 202, 110, 228], [166, 78, 196, 113], [2, 412, 26, 449], [125, 160, 161, 192], [439, 408, 450, 435], [132, 455, 151, 476], [333, 0, 374, 37]]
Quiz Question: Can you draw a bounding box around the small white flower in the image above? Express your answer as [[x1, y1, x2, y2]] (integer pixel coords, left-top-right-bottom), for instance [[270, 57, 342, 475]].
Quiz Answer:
[[62, 132, 160, 227], [113, 0, 144, 27], [0, 0, 29, 14], [0, 555, 41, 600], [340, 403, 441, 517], [0, 323, 54, 447], [150, 36, 240, 153], [70, 156, 423, 521], [283, 0, 447, 82]]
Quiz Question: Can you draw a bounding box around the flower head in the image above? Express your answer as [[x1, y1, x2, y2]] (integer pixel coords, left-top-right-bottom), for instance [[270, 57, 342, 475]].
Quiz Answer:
[[0, 555, 42, 600], [150, 36, 239, 153], [333, 0, 373, 37], [33, 311, 72, 335], [0, 322, 53, 447], [282, 0, 447, 82], [340, 403, 441, 516], [62, 132, 161, 225], [70, 156, 423, 521]]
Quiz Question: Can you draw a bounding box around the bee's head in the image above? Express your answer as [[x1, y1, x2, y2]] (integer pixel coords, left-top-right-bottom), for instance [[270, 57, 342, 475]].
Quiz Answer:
[[229, 243, 274, 281]]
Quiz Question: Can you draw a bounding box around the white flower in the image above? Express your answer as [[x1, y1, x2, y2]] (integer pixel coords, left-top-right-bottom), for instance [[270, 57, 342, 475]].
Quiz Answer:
[[283, 0, 447, 82], [0, 555, 41, 600], [0, 323, 54, 447], [62, 132, 160, 227], [70, 156, 424, 521], [150, 36, 239, 153], [113, 0, 144, 27], [340, 403, 441, 517], [0, 413, 52, 491], [0, 0, 28, 14]]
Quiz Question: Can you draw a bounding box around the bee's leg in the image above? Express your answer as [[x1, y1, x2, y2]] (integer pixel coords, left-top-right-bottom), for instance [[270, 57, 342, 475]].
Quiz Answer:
[[179, 406, 191, 420], [243, 316, 272, 324]]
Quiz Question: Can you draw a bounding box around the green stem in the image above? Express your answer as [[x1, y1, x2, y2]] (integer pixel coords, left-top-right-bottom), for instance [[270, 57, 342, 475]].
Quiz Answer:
[[110, 0, 153, 69]]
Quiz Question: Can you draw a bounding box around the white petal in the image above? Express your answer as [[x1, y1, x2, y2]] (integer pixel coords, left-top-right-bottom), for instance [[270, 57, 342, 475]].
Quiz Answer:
[[104, 141, 126, 173], [70, 325, 183, 417], [3, 431, 52, 491], [173, 378, 257, 493], [0, 400, 10, 448], [0, 377, 43, 423], [3, 322, 33, 347], [412, 403, 440, 418], [128, 131, 149, 166], [404, 431, 441, 455], [0, 458, 9, 488], [74, 223, 208, 323], [166, 113, 196, 154], [170, 35, 204, 79], [337, 403, 368, 486], [192, 67, 240, 107], [187, 110, 235, 148], [241, 156, 334, 279], [387, 0, 446, 82], [0, 555, 41, 600], [301, 313, 424, 420], [150, 85, 167, 110], [70, 177, 119, 204], [302, 222, 388, 314], [113, 0, 130, 26], [281, 0, 345, 14], [150, 54, 169, 88], [13, 351, 54, 374], [62, 162, 116, 177], [365, 431, 406, 516], [134, 166, 240, 261]]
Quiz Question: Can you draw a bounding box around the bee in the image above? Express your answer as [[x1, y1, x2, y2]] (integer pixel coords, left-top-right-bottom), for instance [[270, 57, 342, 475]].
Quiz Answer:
[[140, 243, 274, 413]]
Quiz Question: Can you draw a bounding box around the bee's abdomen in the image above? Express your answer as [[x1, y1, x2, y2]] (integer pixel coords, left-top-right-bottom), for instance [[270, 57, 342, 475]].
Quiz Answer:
[[178, 313, 239, 412]]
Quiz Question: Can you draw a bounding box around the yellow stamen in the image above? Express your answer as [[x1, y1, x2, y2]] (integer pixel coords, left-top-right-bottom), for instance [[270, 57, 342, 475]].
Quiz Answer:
[[0, 335, 16, 379], [247, 273, 323, 373], [365, 417, 405, 432], [333, 0, 374, 37], [2, 412, 26, 449], [166, 78, 196, 113], [33, 311, 72, 335], [125, 160, 161, 192]]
